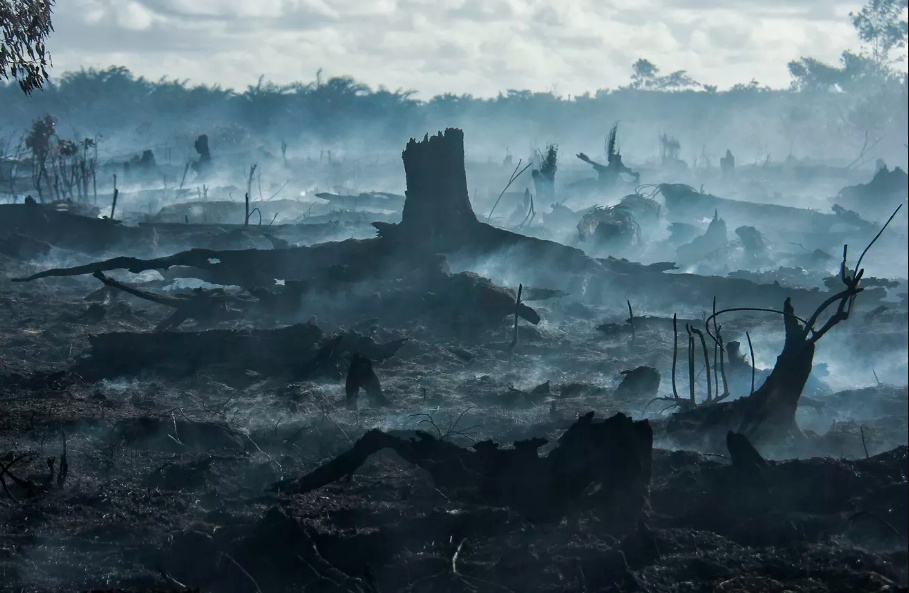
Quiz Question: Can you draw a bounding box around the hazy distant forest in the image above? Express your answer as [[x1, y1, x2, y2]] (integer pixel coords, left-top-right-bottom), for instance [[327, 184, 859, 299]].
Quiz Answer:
[[2, 1, 908, 168]]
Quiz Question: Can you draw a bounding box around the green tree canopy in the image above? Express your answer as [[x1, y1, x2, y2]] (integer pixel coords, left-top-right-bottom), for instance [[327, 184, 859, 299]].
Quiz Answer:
[[0, 0, 55, 93]]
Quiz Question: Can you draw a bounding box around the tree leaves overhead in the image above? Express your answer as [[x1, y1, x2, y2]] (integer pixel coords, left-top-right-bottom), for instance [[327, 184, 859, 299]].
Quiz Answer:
[[850, 0, 909, 64], [0, 0, 55, 94]]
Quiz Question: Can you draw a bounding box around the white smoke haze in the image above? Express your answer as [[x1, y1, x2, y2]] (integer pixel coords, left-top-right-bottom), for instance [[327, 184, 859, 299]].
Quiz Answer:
[[1, 2, 907, 591]]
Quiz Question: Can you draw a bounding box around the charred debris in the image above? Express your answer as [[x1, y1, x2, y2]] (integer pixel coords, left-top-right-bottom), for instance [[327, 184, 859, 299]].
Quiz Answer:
[[0, 126, 907, 593]]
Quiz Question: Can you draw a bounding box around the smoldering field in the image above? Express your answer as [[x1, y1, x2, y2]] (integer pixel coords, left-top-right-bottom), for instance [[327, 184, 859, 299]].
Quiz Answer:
[[1, 70, 908, 593]]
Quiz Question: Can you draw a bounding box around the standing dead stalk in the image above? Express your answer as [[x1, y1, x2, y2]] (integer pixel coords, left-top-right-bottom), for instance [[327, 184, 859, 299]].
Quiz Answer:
[[109, 174, 119, 220], [746, 331, 756, 396], [627, 300, 636, 350], [509, 284, 523, 357], [715, 325, 729, 399], [712, 297, 719, 392], [245, 163, 258, 225], [671, 313, 679, 400], [179, 162, 189, 190], [690, 327, 712, 401], [686, 325, 695, 404], [487, 160, 532, 222]]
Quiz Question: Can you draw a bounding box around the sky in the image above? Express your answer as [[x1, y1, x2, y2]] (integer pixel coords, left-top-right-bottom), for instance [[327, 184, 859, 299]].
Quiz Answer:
[[46, 0, 865, 98]]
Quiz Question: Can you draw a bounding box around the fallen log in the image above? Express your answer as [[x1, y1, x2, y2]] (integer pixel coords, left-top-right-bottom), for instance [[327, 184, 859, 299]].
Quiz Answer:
[[92, 270, 251, 330], [73, 322, 406, 380], [274, 411, 653, 528], [658, 183, 874, 235], [0, 202, 132, 253], [10, 128, 865, 314], [12, 239, 389, 287]]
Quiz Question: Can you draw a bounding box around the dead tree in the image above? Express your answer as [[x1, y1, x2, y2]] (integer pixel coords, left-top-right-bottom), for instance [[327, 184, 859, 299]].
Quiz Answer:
[[576, 124, 640, 187], [665, 206, 901, 448], [192, 134, 211, 179], [720, 149, 735, 178], [531, 144, 558, 204]]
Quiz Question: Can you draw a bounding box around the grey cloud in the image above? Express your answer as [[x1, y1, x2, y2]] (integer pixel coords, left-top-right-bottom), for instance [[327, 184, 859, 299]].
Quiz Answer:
[[45, 0, 866, 98]]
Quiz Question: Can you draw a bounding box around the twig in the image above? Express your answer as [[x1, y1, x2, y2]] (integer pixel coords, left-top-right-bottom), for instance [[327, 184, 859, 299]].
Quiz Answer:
[[179, 162, 189, 190], [170, 413, 183, 446], [158, 568, 187, 590], [0, 455, 28, 503], [746, 331, 756, 396], [672, 313, 679, 399], [409, 407, 478, 441], [487, 160, 532, 222], [109, 174, 118, 220], [854, 204, 902, 275], [705, 307, 809, 341], [715, 325, 729, 400], [221, 553, 263, 593], [690, 327, 712, 401], [686, 325, 695, 404], [451, 538, 466, 574], [712, 297, 719, 394], [849, 511, 908, 541], [266, 179, 290, 201], [509, 284, 523, 357], [627, 300, 635, 350], [57, 428, 68, 488]]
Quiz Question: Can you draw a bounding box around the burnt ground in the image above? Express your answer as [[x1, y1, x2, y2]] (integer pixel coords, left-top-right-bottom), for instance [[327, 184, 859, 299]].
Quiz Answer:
[[0, 250, 906, 593]]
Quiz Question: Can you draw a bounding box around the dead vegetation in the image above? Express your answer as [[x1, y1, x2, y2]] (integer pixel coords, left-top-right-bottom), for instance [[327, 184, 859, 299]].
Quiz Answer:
[[0, 126, 906, 593]]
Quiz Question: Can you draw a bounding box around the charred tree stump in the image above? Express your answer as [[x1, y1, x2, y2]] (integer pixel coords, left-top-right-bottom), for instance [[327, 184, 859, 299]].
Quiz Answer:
[[666, 298, 816, 446], [395, 128, 478, 246], [345, 353, 387, 408], [192, 134, 211, 178], [665, 207, 901, 449]]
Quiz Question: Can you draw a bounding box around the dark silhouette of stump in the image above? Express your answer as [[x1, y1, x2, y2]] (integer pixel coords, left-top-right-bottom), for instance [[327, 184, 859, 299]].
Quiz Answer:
[[667, 298, 814, 447], [726, 431, 767, 472], [193, 134, 211, 178], [345, 353, 386, 407], [397, 128, 478, 246]]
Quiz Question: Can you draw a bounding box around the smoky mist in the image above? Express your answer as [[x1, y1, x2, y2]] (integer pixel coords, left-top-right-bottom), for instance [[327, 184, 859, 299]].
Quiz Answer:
[[2, 2, 908, 590]]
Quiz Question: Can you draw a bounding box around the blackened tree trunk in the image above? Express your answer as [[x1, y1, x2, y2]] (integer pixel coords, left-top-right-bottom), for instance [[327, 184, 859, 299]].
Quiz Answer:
[[398, 128, 478, 246], [666, 298, 815, 447]]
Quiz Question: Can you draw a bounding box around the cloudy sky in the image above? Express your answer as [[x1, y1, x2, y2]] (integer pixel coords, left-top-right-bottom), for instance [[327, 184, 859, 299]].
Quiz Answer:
[[47, 0, 864, 98]]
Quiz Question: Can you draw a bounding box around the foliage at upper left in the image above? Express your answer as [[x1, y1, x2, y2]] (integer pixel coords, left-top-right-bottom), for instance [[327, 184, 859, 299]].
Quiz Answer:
[[1, 0, 55, 94]]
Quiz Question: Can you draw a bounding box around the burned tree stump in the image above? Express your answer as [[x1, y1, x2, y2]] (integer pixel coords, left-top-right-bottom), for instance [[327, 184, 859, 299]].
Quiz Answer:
[[663, 202, 901, 449], [397, 128, 478, 246], [665, 297, 816, 447], [192, 134, 211, 178], [345, 353, 387, 407]]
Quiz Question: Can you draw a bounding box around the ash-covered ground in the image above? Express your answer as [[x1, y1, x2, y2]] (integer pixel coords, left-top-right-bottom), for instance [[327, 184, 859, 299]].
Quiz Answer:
[[1, 125, 907, 593]]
